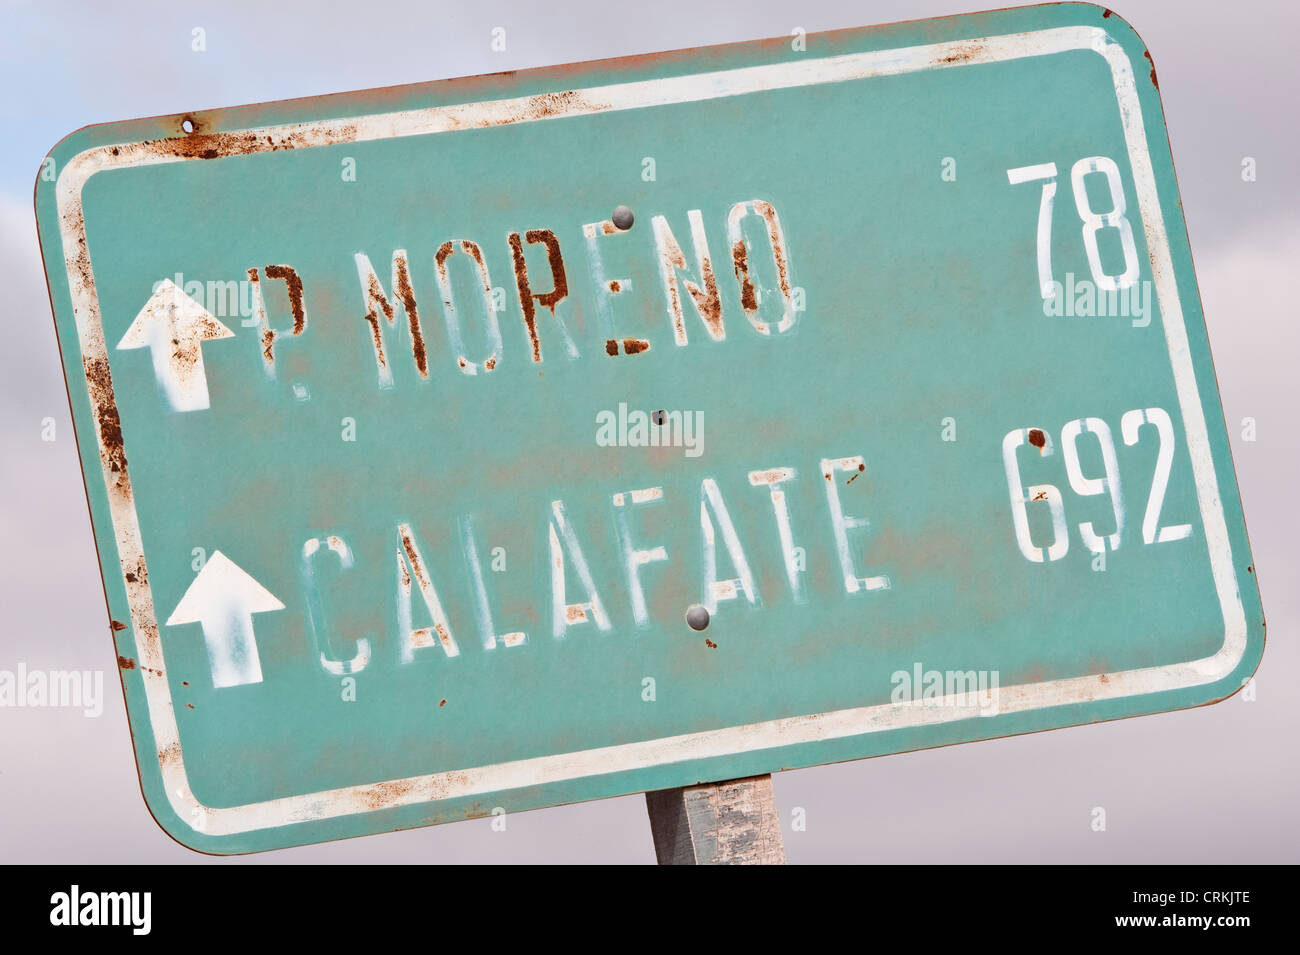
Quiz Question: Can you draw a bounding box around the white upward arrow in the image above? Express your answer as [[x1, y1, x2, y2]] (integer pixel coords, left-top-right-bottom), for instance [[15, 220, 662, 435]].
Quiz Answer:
[[166, 551, 285, 688], [117, 279, 235, 412]]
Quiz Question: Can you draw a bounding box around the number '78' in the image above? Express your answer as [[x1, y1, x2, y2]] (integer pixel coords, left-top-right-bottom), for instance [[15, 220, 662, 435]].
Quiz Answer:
[[1007, 156, 1141, 300]]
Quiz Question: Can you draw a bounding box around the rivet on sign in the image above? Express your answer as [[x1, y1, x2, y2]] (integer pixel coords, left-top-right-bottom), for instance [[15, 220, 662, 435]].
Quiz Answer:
[[685, 604, 710, 631], [652, 409, 666, 426], [611, 205, 635, 230], [181, 118, 195, 134]]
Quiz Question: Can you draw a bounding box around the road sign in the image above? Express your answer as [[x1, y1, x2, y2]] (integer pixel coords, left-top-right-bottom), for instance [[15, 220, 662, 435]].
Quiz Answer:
[[36, 3, 1264, 854]]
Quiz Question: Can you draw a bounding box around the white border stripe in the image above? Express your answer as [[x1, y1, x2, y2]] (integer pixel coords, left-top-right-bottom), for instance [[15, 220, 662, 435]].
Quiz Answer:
[[55, 24, 1244, 838]]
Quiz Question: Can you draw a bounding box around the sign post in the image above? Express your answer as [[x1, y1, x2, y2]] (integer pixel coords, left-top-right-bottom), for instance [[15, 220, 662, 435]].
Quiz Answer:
[[36, 3, 1263, 857], [646, 775, 786, 865]]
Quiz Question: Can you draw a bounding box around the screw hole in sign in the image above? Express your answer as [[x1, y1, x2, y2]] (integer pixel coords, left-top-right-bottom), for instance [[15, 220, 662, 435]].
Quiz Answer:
[[181, 118, 195, 134], [611, 205, 634, 230], [686, 604, 710, 631]]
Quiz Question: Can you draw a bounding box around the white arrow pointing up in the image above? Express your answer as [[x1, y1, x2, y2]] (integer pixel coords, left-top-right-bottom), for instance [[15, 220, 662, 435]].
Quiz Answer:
[[166, 551, 284, 688], [117, 279, 235, 412]]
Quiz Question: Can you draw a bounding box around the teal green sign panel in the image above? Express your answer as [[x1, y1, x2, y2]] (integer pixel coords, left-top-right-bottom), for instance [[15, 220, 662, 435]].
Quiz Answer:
[[37, 3, 1264, 853]]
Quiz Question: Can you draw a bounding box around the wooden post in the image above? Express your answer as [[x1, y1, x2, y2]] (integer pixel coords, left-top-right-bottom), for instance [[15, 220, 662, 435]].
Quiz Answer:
[[645, 774, 786, 865]]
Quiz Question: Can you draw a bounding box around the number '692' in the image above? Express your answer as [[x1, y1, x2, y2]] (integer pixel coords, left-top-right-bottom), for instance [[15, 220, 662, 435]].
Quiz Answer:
[[1002, 407, 1193, 563]]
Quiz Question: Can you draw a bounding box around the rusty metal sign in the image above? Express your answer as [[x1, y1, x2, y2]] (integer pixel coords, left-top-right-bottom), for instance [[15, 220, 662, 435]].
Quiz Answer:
[[36, 3, 1264, 853]]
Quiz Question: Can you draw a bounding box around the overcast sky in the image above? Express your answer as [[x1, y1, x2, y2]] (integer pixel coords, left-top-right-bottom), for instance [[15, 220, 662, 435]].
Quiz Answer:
[[1, 0, 1296, 862]]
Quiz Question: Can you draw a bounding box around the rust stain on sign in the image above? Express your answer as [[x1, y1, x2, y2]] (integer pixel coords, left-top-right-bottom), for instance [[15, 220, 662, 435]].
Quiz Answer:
[[360, 258, 429, 379], [508, 229, 570, 364], [264, 265, 307, 335], [934, 40, 988, 64]]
